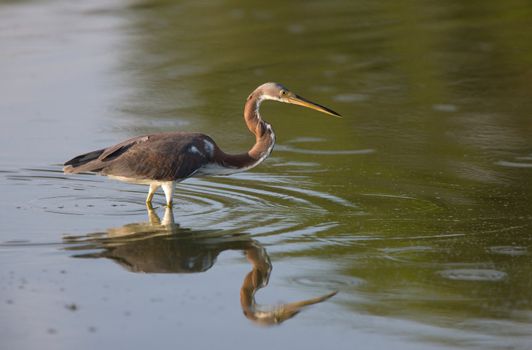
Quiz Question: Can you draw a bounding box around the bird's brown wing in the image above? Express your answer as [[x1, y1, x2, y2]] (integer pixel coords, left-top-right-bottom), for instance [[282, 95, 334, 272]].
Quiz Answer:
[[64, 135, 150, 171], [65, 132, 213, 181], [102, 133, 211, 180], [99, 135, 150, 162]]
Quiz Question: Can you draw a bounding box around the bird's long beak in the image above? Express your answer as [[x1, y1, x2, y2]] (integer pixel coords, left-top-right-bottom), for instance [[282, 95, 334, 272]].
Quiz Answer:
[[287, 94, 342, 117]]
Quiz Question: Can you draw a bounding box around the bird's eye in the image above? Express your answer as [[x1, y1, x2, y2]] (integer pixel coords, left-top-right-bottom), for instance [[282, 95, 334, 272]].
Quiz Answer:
[[280, 90, 287, 96]]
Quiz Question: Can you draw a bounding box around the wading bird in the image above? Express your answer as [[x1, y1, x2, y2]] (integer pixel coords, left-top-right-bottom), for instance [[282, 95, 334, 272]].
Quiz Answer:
[[64, 82, 341, 207]]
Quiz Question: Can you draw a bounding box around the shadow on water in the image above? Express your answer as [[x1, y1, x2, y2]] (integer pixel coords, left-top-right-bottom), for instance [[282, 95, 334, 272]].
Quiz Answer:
[[62, 207, 337, 326]]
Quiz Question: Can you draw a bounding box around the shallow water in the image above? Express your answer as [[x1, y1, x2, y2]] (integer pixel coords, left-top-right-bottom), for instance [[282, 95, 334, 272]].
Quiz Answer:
[[1, 1, 532, 349]]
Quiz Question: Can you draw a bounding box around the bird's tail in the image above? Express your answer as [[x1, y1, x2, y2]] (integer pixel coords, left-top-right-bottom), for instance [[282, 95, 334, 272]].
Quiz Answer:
[[63, 148, 106, 174]]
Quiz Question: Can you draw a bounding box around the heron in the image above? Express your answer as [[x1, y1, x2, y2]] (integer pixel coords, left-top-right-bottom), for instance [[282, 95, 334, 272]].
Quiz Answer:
[[64, 82, 341, 208]]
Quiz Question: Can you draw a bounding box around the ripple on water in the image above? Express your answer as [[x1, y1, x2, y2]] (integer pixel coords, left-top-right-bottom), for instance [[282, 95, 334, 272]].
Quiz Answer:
[[286, 137, 327, 143], [361, 192, 443, 214], [276, 144, 376, 155], [293, 275, 365, 289], [495, 155, 532, 169], [28, 195, 148, 216], [272, 161, 320, 168], [380, 246, 434, 254], [496, 160, 532, 169], [5, 167, 355, 239], [438, 269, 507, 282], [488, 246, 527, 256], [272, 161, 325, 174], [279, 137, 376, 156]]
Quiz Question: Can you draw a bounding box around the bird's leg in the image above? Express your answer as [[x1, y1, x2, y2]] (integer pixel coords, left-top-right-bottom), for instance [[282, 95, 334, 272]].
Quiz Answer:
[[146, 183, 160, 208], [161, 181, 175, 208]]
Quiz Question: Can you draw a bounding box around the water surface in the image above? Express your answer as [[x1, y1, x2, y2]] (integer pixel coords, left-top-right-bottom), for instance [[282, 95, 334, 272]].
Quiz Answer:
[[1, 1, 532, 349]]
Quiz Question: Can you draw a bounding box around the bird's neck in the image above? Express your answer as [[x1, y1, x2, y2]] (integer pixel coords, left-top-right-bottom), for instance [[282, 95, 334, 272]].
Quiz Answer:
[[217, 93, 275, 170], [244, 93, 275, 160]]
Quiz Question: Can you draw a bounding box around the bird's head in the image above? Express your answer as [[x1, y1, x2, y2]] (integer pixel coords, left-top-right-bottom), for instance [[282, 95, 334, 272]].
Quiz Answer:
[[252, 82, 341, 117]]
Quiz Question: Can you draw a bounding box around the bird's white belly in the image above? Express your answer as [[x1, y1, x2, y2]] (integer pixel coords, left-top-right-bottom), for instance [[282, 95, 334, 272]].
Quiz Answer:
[[107, 175, 177, 185]]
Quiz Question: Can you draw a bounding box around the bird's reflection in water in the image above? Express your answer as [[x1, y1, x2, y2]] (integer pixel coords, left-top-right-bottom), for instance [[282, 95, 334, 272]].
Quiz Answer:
[[63, 207, 336, 325]]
